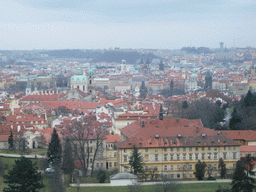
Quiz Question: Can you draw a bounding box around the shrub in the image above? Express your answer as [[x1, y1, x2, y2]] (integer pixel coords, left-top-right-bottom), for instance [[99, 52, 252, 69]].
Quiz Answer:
[[207, 176, 216, 180], [97, 170, 107, 183]]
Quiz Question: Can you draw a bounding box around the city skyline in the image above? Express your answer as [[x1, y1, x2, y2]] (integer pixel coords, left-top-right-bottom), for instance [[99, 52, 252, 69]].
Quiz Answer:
[[0, 0, 255, 50]]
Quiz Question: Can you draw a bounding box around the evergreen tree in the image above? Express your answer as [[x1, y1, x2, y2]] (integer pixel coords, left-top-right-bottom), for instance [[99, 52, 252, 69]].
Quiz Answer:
[[63, 137, 74, 183], [129, 146, 144, 175], [218, 158, 226, 179], [231, 156, 255, 192], [8, 131, 14, 150], [229, 107, 242, 130], [194, 160, 207, 180], [181, 101, 189, 118], [242, 90, 256, 107], [3, 157, 44, 192], [47, 128, 62, 165]]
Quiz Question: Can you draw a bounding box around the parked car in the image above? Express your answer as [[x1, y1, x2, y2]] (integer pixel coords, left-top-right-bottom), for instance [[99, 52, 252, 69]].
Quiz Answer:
[[45, 167, 54, 174]]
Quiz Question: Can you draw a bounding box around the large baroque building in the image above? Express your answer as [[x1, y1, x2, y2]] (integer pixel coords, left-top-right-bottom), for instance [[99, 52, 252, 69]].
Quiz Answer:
[[118, 118, 240, 179]]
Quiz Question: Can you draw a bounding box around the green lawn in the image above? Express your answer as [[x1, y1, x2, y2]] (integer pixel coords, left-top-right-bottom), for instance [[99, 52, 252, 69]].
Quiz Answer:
[[64, 183, 231, 192], [0, 156, 232, 192]]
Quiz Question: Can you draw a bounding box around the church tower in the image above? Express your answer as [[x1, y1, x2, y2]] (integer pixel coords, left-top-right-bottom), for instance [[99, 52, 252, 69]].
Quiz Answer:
[[205, 71, 212, 90], [26, 73, 31, 96], [159, 104, 164, 120], [88, 66, 95, 100], [139, 81, 148, 99], [159, 60, 164, 71]]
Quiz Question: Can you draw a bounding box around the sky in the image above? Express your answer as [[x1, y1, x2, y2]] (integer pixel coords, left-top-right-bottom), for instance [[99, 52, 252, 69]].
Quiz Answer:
[[0, 0, 255, 50]]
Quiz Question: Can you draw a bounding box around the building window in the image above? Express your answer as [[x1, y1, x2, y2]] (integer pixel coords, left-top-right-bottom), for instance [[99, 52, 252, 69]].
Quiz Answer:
[[208, 154, 211, 159], [124, 149, 127, 153], [101, 163, 103, 168], [164, 154, 168, 161], [109, 162, 112, 167], [233, 147, 236, 150], [214, 164, 217, 170], [171, 174, 174, 178], [124, 156, 127, 162], [214, 153, 217, 159], [233, 153, 236, 159], [195, 147, 198, 151], [202, 154, 205, 160], [97, 163, 99, 167], [189, 154, 192, 160], [177, 147, 180, 151], [164, 148, 167, 152], [114, 162, 117, 167], [183, 147, 186, 152], [170, 148, 173, 151], [155, 166, 158, 171], [114, 152, 117, 157], [183, 154, 186, 160], [171, 165, 173, 171], [155, 154, 158, 161], [177, 154, 180, 160], [223, 153, 227, 159], [145, 148, 148, 152], [214, 147, 217, 151], [171, 154, 174, 160], [233, 164, 236, 169], [196, 154, 199, 160], [224, 146, 226, 150], [229, 147, 231, 150], [202, 147, 205, 151], [164, 165, 167, 171], [189, 147, 192, 151], [189, 165, 193, 170], [208, 147, 211, 151], [177, 165, 180, 170], [145, 166, 149, 171], [90, 158, 92, 163]]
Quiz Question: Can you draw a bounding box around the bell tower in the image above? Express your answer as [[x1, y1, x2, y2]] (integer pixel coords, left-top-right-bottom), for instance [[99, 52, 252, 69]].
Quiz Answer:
[[88, 65, 95, 100]]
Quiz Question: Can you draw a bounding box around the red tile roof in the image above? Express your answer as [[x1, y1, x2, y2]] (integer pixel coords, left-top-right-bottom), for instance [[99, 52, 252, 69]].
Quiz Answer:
[[221, 130, 256, 141], [118, 134, 239, 149], [240, 145, 256, 152], [106, 135, 121, 143]]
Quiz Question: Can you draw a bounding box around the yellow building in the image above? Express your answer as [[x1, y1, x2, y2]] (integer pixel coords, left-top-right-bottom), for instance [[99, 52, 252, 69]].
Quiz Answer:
[[118, 118, 240, 179], [106, 135, 120, 170], [118, 135, 240, 179]]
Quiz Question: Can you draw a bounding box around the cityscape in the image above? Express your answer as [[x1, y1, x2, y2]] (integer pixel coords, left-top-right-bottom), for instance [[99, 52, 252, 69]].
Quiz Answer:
[[0, 0, 256, 192]]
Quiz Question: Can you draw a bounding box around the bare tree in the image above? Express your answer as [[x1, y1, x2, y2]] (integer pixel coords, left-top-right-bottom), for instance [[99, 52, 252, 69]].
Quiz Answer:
[[64, 117, 105, 177], [155, 174, 180, 192], [128, 181, 142, 192], [148, 167, 158, 181]]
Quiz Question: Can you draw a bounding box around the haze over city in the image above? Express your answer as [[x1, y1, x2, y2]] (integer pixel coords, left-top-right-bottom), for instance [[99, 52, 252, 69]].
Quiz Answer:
[[1, 0, 255, 50]]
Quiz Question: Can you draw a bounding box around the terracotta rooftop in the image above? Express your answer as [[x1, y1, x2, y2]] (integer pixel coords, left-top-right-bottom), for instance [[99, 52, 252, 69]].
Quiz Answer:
[[221, 130, 256, 141]]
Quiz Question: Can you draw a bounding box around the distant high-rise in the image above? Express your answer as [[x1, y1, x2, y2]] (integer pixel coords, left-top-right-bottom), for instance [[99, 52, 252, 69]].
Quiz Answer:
[[159, 60, 164, 71], [220, 42, 224, 52]]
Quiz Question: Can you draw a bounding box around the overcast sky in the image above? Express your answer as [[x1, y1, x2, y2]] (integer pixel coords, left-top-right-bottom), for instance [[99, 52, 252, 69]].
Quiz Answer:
[[0, 0, 255, 50]]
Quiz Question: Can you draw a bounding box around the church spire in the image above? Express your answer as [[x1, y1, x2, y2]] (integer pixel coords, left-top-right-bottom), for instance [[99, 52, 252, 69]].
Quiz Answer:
[[159, 104, 164, 120]]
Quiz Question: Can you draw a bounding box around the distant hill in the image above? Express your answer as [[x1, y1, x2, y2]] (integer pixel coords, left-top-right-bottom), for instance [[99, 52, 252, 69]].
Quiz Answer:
[[42, 49, 161, 64]]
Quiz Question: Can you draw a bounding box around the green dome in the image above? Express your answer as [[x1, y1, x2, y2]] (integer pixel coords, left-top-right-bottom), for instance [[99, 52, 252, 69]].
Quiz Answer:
[[88, 67, 94, 76], [71, 75, 87, 82], [191, 73, 198, 78]]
